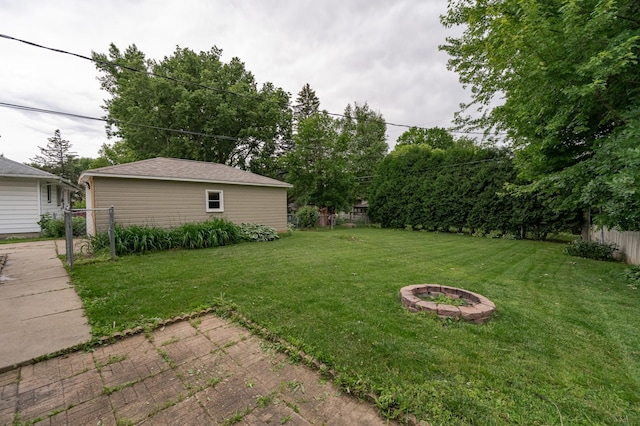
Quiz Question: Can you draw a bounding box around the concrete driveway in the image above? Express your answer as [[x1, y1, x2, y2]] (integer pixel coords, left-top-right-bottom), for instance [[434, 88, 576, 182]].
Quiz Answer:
[[0, 240, 91, 370]]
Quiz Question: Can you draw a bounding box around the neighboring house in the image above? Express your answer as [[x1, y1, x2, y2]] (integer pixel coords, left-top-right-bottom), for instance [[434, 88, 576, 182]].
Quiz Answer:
[[337, 200, 370, 224], [78, 157, 292, 235], [0, 156, 76, 236]]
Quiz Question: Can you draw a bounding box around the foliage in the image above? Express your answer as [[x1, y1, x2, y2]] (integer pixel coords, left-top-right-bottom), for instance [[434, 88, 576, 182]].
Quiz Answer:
[[37, 213, 65, 238], [92, 44, 292, 172], [340, 102, 388, 201], [29, 129, 77, 181], [37, 213, 86, 237], [70, 228, 638, 424], [563, 239, 620, 262], [89, 218, 241, 256], [440, 0, 640, 229], [295, 205, 320, 228], [293, 83, 320, 124], [368, 141, 578, 238], [284, 112, 354, 212], [395, 126, 455, 150], [239, 223, 280, 242], [625, 265, 640, 286]]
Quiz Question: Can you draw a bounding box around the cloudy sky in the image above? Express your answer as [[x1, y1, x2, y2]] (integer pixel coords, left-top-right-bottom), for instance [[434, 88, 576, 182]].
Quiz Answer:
[[0, 0, 470, 165]]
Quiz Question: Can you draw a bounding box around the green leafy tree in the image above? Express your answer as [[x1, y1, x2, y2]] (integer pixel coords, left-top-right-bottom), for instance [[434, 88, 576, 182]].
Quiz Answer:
[[92, 44, 292, 170], [284, 112, 353, 213], [30, 129, 77, 181], [396, 126, 455, 150], [339, 102, 388, 201], [440, 0, 640, 229]]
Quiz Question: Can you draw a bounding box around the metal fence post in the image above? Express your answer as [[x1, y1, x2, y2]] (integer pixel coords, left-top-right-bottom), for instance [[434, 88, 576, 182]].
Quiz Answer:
[[64, 209, 74, 268], [109, 206, 115, 261]]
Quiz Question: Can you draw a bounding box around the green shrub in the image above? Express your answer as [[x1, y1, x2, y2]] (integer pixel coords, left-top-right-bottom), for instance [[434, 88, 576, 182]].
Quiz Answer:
[[625, 266, 640, 286], [239, 223, 280, 242], [563, 240, 619, 262], [72, 216, 86, 236], [37, 213, 86, 237], [297, 205, 320, 228]]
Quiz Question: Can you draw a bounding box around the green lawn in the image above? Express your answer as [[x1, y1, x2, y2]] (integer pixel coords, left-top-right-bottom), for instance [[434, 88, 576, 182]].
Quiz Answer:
[[70, 228, 640, 425]]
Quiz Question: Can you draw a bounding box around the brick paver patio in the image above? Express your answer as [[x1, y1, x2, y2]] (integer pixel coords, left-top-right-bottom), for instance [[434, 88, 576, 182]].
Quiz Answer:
[[0, 314, 392, 425]]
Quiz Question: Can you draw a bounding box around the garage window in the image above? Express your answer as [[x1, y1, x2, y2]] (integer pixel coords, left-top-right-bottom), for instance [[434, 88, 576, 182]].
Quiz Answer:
[[206, 190, 224, 212]]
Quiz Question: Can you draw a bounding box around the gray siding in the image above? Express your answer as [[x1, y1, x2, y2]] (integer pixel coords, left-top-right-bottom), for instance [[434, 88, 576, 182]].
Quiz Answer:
[[92, 177, 288, 232]]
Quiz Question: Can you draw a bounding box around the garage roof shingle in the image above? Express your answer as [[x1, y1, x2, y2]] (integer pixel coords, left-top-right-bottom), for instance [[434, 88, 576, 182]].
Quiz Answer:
[[79, 157, 292, 188]]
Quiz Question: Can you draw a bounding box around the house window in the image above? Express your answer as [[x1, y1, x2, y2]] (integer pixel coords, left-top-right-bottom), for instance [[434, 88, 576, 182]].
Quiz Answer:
[[56, 186, 62, 206], [46, 184, 52, 203], [206, 190, 224, 212]]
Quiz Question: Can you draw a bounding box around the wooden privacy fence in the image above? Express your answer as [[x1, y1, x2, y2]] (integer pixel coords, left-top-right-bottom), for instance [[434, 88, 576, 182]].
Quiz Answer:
[[591, 226, 640, 265]]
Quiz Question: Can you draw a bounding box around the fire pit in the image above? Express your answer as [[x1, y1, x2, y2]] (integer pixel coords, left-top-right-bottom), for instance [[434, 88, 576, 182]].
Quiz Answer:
[[400, 284, 495, 323]]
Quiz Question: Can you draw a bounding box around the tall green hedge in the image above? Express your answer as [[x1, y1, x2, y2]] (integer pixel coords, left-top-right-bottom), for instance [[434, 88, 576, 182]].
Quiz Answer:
[[368, 144, 581, 239]]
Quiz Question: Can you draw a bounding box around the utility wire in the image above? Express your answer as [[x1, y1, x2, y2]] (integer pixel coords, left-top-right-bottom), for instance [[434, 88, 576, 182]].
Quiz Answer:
[[0, 101, 242, 141], [0, 33, 499, 137]]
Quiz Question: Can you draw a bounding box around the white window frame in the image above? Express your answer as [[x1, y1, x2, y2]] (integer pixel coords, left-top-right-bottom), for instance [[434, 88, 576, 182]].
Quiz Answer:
[[205, 190, 224, 212]]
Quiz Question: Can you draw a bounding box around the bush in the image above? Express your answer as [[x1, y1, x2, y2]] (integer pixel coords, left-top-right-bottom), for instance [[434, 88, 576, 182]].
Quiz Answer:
[[72, 216, 86, 236], [38, 213, 65, 237], [625, 266, 640, 287], [239, 223, 280, 242], [563, 240, 620, 262], [37, 213, 85, 237], [297, 205, 320, 228]]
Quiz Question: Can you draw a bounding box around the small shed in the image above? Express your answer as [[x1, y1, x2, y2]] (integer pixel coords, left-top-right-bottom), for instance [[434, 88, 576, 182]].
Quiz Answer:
[[0, 156, 76, 236], [78, 157, 292, 235]]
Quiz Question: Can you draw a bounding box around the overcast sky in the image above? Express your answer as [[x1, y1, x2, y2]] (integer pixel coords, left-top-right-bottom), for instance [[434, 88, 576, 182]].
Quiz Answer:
[[0, 0, 470, 165]]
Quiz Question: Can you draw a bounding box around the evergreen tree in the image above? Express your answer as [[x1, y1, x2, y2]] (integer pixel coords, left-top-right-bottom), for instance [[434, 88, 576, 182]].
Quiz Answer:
[[294, 83, 320, 125], [30, 129, 76, 181]]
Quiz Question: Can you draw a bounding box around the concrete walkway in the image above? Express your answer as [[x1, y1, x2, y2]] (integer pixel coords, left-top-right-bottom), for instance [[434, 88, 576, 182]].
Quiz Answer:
[[0, 240, 91, 369]]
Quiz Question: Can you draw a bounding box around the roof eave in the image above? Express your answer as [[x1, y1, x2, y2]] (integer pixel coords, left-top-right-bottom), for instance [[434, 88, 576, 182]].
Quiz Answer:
[[79, 172, 293, 188]]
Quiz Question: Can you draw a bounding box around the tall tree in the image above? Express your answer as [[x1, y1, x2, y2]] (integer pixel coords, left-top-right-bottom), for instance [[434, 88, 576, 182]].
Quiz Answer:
[[339, 102, 388, 200], [284, 112, 353, 212], [92, 44, 292, 170], [396, 126, 455, 150], [30, 129, 76, 181], [294, 83, 321, 124], [440, 0, 640, 229]]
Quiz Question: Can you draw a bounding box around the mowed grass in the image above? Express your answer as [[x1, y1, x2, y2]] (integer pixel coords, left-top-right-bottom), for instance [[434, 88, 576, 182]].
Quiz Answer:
[[70, 228, 640, 424]]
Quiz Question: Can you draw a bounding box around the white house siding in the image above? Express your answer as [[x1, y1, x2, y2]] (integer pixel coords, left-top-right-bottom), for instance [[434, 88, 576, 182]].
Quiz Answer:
[[39, 182, 65, 219], [90, 177, 288, 233], [0, 178, 40, 234]]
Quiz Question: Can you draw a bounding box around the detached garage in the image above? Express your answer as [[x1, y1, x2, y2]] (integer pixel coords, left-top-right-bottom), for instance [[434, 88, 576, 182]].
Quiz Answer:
[[0, 157, 75, 237], [79, 157, 292, 235]]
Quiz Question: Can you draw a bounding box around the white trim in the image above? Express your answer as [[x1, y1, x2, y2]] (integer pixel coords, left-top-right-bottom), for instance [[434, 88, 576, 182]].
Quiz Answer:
[[205, 190, 224, 212], [79, 172, 292, 188], [37, 180, 42, 218]]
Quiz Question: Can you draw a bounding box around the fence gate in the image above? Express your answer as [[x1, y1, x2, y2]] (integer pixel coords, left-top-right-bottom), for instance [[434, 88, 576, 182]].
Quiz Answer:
[[64, 206, 115, 268]]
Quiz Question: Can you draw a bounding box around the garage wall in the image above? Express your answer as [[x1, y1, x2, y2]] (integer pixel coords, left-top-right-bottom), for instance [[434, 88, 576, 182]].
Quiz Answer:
[[91, 177, 289, 232]]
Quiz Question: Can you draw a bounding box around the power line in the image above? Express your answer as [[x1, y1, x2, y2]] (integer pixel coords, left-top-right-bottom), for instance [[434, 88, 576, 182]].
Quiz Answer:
[[0, 32, 499, 137], [0, 101, 241, 141], [0, 33, 264, 101]]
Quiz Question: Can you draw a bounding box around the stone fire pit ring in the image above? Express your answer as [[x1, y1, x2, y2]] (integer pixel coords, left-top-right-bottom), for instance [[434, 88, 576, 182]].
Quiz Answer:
[[400, 284, 495, 324]]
